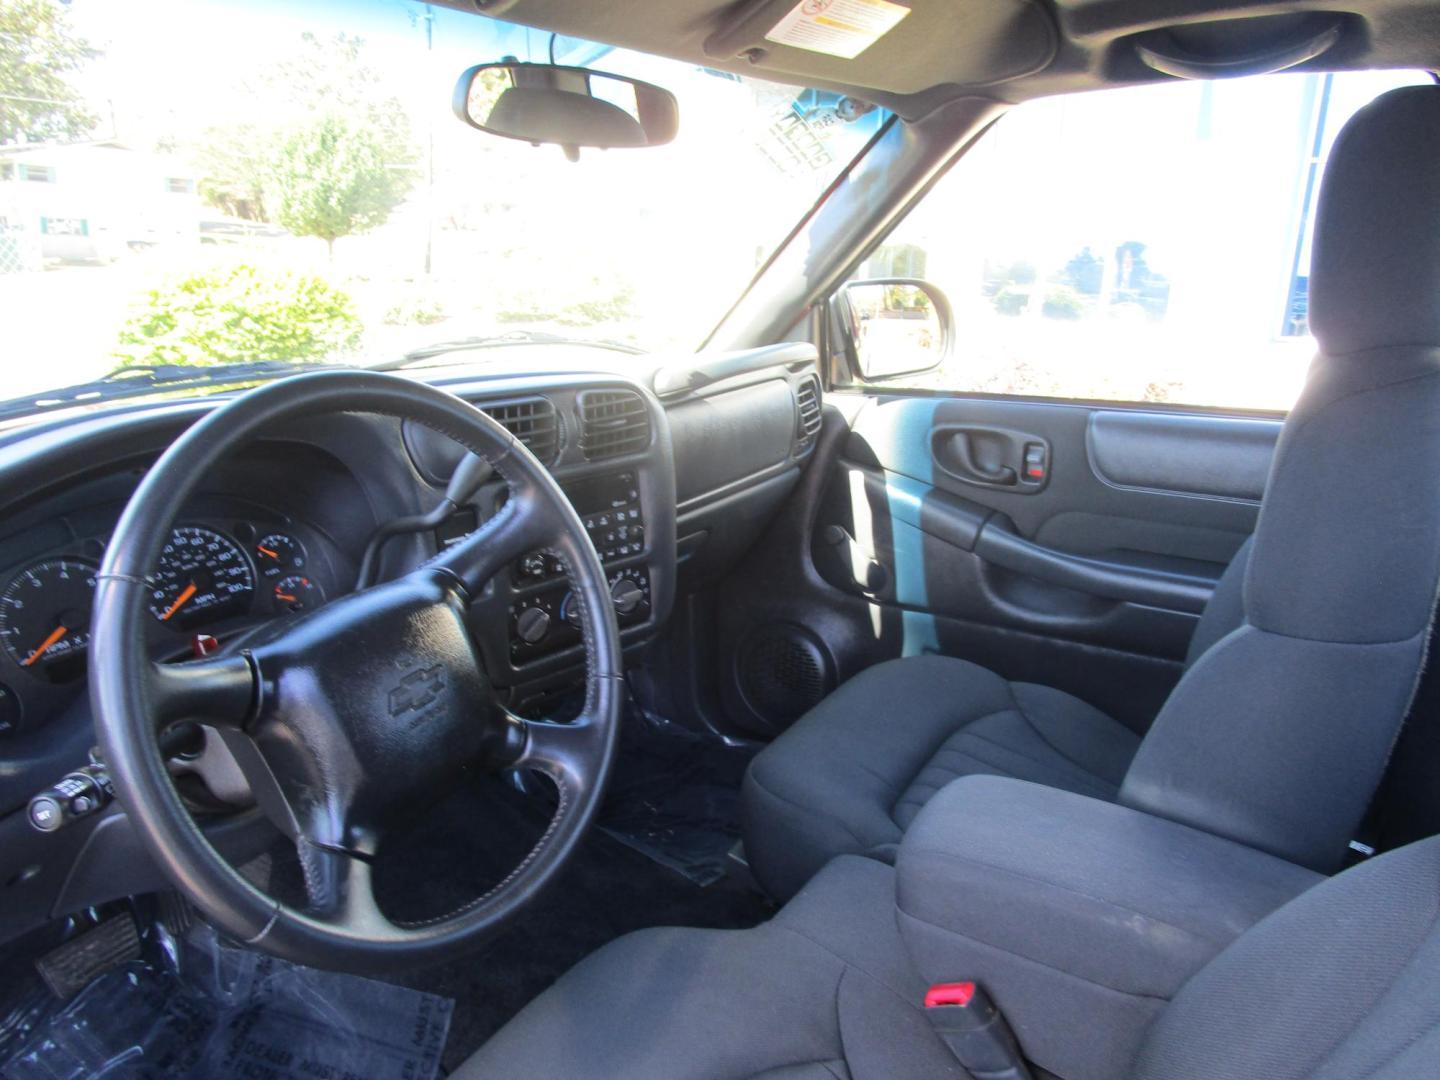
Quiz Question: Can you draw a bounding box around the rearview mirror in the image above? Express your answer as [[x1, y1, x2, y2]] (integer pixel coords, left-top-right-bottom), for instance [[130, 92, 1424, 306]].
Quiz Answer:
[[452, 62, 679, 161], [835, 278, 952, 380]]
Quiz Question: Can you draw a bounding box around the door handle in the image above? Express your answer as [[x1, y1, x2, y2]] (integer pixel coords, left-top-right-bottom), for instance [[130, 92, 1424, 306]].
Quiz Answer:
[[932, 426, 1050, 492], [954, 435, 1017, 486]]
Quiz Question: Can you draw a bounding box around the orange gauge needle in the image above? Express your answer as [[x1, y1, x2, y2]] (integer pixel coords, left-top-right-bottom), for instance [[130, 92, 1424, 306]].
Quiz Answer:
[[275, 591, 297, 604], [160, 582, 198, 622], [22, 624, 68, 666], [257, 545, 279, 559]]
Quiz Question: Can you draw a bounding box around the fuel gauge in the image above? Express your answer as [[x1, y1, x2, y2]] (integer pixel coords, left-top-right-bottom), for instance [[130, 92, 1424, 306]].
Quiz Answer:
[[255, 533, 305, 579], [272, 575, 322, 614]]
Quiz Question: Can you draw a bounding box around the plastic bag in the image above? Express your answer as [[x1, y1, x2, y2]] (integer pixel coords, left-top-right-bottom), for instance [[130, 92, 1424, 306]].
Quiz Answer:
[[2, 923, 452, 1080]]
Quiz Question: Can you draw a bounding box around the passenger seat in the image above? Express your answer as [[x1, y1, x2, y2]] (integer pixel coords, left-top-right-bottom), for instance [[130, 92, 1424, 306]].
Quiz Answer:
[[742, 539, 1249, 900], [743, 84, 1440, 901]]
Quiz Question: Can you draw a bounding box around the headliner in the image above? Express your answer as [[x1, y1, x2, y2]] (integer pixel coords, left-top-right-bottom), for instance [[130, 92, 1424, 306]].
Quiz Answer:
[[433, 0, 1440, 118]]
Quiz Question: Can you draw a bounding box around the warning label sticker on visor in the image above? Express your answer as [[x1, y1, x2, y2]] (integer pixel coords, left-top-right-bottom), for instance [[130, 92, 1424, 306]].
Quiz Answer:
[[765, 0, 910, 60]]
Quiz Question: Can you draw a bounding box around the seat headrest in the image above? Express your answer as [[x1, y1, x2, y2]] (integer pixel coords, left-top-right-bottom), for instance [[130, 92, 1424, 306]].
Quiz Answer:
[[1309, 84, 1440, 357]]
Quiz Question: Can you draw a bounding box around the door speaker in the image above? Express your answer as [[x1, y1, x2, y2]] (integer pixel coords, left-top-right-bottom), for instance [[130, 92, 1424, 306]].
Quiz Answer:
[[735, 623, 834, 730]]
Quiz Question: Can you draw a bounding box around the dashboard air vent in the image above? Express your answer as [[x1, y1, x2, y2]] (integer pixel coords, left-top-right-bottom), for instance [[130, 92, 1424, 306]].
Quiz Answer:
[[795, 377, 822, 448], [484, 397, 559, 464], [578, 389, 650, 461]]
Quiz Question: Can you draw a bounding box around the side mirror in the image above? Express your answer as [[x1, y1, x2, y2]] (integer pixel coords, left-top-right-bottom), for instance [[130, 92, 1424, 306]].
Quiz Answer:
[[452, 62, 679, 161], [834, 278, 952, 380]]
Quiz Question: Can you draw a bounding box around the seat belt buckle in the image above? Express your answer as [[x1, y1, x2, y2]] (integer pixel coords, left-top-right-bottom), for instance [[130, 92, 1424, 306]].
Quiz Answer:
[[923, 981, 1034, 1080]]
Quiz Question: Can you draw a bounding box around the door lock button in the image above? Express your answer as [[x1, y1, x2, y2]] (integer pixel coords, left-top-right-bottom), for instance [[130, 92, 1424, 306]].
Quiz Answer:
[[1023, 443, 1048, 483]]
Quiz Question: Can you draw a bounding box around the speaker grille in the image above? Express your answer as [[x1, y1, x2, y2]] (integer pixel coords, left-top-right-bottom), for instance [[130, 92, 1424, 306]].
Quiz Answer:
[[737, 624, 832, 727]]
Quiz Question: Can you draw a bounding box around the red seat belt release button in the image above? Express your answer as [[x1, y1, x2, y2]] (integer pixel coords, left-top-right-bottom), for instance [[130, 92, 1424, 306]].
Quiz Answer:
[[923, 981, 1034, 1080], [924, 981, 977, 1008]]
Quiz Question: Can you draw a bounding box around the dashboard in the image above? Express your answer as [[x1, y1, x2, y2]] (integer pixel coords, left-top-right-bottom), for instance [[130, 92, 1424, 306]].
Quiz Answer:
[[0, 349, 823, 945], [0, 441, 363, 751], [0, 500, 344, 740]]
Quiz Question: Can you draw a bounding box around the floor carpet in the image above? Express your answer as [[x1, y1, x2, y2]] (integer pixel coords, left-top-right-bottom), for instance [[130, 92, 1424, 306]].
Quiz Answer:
[[0, 712, 773, 1077], [372, 765, 773, 1074]]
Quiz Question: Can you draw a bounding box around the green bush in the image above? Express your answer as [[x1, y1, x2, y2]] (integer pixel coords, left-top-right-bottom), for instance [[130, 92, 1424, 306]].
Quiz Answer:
[[383, 294, 445, 327], [883, 284, 932, 313], [558, 285, 636, 327], [1041, 284, 1085, 321], [114, 264, 362, 367], [493, 280, 635, 328], [994, 284, 1030, 317]]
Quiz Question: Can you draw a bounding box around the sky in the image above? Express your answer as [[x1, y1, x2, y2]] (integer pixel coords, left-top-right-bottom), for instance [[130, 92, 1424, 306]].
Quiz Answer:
[[68, 0, 573, 147]]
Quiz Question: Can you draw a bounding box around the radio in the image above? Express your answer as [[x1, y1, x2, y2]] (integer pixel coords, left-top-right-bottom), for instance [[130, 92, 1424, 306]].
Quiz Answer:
[[513, 471, 645, 585]]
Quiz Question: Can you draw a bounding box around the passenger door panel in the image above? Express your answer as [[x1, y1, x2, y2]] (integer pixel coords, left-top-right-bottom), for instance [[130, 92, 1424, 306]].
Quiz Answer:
[[788, 393, 1276, 732]]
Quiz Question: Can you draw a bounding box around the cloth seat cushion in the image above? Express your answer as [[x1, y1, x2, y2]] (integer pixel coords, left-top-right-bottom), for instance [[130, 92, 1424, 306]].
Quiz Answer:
[[453, 856, 967, 1080], [741, 653, 1141, 900], [457, 837, 1440, 1080], [1132, 833, 1440, 1080]]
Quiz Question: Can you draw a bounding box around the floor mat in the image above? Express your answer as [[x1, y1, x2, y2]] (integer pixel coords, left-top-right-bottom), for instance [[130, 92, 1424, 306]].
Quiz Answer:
[[1, 923, 451, 1080], [597, 707, 758, 885]]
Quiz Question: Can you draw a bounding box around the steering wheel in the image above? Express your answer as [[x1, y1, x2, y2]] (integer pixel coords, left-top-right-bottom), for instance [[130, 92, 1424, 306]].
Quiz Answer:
[[89, 371, 623, 971]]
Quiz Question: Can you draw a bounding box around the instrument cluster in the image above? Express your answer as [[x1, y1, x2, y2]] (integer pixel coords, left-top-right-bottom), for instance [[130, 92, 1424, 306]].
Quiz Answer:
[[0, 516, 335, 737]]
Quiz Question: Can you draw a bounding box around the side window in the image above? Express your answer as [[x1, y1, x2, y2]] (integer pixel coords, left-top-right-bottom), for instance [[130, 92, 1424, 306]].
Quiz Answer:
[[845, 70, 1428, 412]]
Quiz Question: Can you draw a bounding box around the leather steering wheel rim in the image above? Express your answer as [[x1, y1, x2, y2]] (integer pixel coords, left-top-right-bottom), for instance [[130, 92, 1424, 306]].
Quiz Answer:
[[90, 370, 623, 972]]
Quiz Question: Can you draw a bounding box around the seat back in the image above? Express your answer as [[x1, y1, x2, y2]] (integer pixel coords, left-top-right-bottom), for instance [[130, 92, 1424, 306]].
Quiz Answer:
[[1121, 85, 1440, 872], [1182, 535, 1251, 671], [1132, 833, 1440, 1079]]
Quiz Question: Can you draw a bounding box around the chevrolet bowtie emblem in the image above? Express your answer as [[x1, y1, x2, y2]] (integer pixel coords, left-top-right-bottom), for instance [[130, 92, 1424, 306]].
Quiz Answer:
[[388, 664, 446, 718]]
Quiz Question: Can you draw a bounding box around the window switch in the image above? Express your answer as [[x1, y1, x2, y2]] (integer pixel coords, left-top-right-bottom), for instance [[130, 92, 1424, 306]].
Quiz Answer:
[[1022, 443, 1048, 483]]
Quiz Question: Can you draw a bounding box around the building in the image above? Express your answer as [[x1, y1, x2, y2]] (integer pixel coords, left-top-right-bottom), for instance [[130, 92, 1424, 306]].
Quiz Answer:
[[0, 140, 200, 268]]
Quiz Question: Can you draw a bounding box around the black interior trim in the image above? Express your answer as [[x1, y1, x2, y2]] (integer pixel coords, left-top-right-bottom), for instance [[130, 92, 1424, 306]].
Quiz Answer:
[[975, 518, 1215, 615], [1087, 411, 1280, 502]]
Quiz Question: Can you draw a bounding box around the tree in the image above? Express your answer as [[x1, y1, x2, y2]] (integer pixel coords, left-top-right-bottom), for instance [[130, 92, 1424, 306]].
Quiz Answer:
[[1063, 246, 1104, 296], [265, 112, 410, 258], [0, 0, 96, 144], [195, 33, 414, 223]]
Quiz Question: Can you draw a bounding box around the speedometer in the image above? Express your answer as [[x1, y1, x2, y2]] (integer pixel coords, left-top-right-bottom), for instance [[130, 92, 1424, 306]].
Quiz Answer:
[[149, 526, 255, 627]]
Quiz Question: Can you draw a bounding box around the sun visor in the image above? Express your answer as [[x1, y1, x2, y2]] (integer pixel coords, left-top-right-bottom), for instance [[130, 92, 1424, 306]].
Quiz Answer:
[[700, 0, 1057, 93]]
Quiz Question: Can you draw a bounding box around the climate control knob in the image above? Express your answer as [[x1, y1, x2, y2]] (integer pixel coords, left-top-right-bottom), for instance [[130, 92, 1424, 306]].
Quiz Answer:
[[515, 606, 551, 644], [560, 592, 583, 629], [610, 577, 645, 616]]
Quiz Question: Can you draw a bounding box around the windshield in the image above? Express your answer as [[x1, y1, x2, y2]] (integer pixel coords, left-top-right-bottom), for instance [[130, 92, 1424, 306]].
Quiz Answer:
[[0, 0, 888, 412]]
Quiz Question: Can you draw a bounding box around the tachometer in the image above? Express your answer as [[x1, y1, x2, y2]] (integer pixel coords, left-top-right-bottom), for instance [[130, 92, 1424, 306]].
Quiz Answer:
[[0, 559, 98, 678], [149, 526, 255, 627], [254, 532, 306, 579]]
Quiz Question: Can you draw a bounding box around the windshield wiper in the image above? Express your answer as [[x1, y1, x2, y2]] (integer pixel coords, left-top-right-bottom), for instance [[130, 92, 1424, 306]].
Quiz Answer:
[[0, 360, 340, 424], [373, 330, 645, 369]]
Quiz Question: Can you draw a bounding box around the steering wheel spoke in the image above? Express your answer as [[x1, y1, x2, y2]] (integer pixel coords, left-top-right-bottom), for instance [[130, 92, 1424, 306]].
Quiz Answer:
[[148, 654, 257, 729], [297, 842, 394, 933], [499, 707, 609, 789], [430, 475, 555, 595]]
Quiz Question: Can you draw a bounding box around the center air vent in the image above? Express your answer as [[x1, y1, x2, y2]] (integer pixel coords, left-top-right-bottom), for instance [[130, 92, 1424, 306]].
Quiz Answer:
[[795, 377, 822, 448], [578, 389, 650, 461], [484, 397, 559, 464]]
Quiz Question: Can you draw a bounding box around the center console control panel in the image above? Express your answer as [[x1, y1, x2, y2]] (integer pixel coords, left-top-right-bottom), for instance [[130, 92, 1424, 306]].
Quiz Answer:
[[508, 470, 651, 661], [508, 566, 651, 663], [512, 471, 645, 585]]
